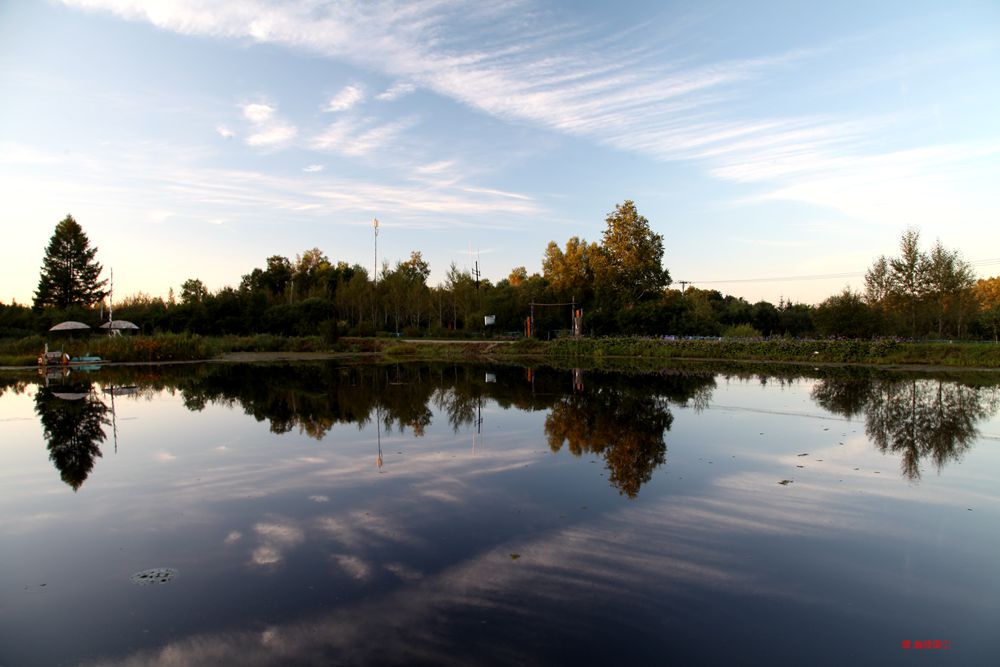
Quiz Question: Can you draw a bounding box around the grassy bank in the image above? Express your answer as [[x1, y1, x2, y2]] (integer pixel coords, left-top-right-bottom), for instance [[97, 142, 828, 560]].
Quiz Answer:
[[2, 333, 998, 369], [0, 333, 364, 366], [517, 336, 1000, 368]]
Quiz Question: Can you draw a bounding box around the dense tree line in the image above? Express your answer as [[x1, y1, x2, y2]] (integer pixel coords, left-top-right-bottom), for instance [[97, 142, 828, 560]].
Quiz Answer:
[[6, 210, 1000, 341]]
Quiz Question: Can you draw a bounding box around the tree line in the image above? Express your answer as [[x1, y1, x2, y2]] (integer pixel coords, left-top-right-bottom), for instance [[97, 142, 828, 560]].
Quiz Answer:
[[4, 209, 1000, 341]]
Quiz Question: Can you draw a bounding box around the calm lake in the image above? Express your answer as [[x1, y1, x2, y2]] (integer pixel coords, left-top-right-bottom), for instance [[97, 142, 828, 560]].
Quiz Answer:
[[2, 362, 999, 666]]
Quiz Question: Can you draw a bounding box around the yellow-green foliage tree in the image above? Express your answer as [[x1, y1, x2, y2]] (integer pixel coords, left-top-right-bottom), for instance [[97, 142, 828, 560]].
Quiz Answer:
[[976, 276, 1000, 341]]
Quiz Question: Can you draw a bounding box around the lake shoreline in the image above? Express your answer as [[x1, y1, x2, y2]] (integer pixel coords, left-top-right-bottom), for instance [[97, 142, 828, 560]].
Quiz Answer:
[[3, 340, 1000, 375], [1, 334, 998, 371]]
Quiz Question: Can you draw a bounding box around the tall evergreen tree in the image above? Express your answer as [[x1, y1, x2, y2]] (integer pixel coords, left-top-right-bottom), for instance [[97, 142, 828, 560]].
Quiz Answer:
[[33, 215, 107, 310]]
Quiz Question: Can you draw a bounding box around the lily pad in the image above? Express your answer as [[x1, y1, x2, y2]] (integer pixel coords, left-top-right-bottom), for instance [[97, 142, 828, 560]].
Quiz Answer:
[[130, 568, 178, 585], [510, 553, 521, 560], [778, 479, 793, 486]]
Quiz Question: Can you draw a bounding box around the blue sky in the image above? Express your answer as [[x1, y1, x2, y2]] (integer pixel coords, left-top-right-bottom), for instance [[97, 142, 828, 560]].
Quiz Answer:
[[2, 0, 999, 306]]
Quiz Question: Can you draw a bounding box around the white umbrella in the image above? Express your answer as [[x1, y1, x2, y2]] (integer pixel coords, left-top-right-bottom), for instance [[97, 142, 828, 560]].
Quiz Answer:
[[99, 320, 139, 330], [49, 321, 91, 332]]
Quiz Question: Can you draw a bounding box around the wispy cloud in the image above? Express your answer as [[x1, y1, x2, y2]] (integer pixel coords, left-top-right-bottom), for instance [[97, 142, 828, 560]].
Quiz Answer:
[[3, 139, 543, 225], [311, 116, 418, 158], [324, 83, 364, 112], [55, 0, 1000, 232], [215, 125, 235, 139], [250, 520, 305, 567], [302, 164, 324, 173], [376, 81, 416, 101]]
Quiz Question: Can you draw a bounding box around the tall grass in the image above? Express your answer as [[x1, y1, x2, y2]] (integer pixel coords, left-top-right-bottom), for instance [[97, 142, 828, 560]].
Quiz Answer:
[[536, 336, 1000, 368]]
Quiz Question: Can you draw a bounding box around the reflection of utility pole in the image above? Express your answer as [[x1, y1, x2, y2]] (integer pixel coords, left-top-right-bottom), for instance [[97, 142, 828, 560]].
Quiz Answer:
[[110, 386, 118, 453], [376, 402, 383, 471], [472, 396, 483, 452]]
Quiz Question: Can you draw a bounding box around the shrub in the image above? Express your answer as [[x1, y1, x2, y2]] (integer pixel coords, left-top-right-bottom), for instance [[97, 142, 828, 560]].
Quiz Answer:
[[722, 324, 763, 338]]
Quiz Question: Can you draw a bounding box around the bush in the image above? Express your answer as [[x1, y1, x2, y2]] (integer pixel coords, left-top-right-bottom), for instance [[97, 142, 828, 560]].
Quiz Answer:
[[722, 324, 763, 338]]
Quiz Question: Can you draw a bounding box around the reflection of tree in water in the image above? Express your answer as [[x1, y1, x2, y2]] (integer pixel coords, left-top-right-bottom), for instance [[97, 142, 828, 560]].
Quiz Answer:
[[546, 392, 671, 498], [150, 362, 718, 494], [34, 385, 109, 491], [813, 378, 1000, 480], [433, 387, 479, 433], [545, 372, 717, 498], [172, 363, 476, 440]]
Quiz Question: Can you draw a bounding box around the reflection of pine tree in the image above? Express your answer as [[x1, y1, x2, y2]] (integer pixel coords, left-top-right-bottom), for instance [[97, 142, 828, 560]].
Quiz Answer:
[[35, 386, 109, 491], [813, 378, 1000, 480]]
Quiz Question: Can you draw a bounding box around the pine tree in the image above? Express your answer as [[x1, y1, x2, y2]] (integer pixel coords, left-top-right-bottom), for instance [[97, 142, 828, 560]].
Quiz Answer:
[[33, 215, 108, 310]]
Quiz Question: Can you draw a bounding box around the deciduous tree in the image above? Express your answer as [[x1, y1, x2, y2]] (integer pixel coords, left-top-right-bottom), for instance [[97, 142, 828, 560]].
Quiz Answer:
[[592, 201, 670, 307]]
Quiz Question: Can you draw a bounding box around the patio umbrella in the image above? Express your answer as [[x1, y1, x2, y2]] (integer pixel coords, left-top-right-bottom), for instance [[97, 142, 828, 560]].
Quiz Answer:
[[49, 321, 91, 332], [99, 320, 139, 330]]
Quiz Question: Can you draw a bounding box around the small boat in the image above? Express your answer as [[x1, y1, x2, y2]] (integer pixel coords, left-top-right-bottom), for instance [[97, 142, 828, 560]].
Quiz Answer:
[[37, 343, 103, 367], [38, 348, 69, 366]]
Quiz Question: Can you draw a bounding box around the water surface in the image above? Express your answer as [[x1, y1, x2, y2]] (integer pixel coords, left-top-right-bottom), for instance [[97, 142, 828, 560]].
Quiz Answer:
[[1, 362, 998, 665]]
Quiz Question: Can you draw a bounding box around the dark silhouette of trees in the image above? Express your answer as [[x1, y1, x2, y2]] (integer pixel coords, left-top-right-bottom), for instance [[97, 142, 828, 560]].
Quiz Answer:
[[813, 289, 880, 338], [15, 207, 1000, 341]]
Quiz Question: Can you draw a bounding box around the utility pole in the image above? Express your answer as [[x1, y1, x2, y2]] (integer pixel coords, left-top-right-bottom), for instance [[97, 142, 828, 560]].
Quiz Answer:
[[108, 268, 113, 335], [373, 217, 379, 330]]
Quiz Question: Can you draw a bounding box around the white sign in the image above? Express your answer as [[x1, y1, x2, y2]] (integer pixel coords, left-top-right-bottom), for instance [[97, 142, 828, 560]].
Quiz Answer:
[[484, 315, 496, 326]]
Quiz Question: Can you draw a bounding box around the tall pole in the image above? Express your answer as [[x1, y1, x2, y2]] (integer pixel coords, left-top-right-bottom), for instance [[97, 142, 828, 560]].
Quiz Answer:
[[373, 217, 379, 330], [108, 268, 113, 336]]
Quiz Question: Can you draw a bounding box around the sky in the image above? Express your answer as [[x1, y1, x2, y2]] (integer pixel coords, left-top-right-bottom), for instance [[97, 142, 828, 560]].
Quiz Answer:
[[1, 0, 999, 306]]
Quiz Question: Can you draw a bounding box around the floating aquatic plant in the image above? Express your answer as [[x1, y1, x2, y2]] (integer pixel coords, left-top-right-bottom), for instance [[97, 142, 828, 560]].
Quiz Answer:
[[130, 568, 178, 585]]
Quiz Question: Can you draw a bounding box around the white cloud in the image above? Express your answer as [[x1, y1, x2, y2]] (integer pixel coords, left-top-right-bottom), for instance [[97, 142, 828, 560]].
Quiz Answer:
[[311, 116, 417, 158], [56, 2, 841, 171], [311, 117, 354, 152], [376, 81, 416, 101], [53, 0, 1000, 237], [251, 520, 305, 567], [242, 102, 274, 123], [303, 164, 324, 173], [324, 84, 364, 112], [246, 123, 297, 146], [240, 101, 297, 148], [1, 138, 542, 227], [216, 125, 235, 139]]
